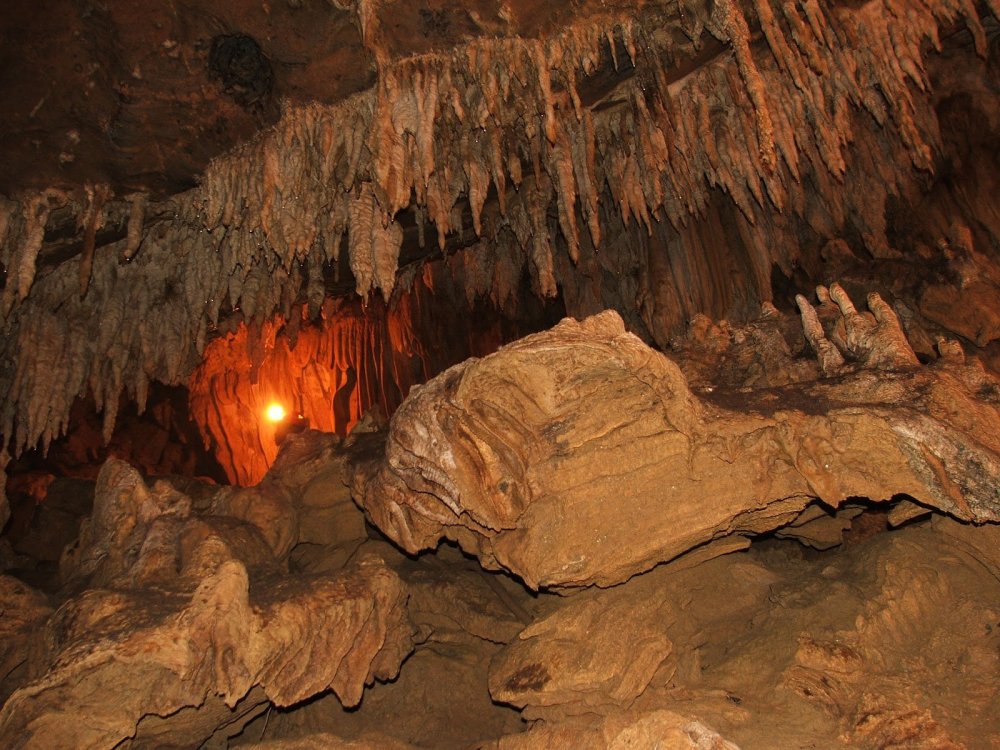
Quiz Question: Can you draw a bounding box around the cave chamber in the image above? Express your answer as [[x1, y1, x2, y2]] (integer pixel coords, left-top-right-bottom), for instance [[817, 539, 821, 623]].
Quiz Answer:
[[1, 0, 1000, 748]]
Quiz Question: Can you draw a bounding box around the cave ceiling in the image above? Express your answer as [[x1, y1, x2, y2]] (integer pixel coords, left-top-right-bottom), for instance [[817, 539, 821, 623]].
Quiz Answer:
[[0, 0, 646, 198], [0, 0, 999, 477]]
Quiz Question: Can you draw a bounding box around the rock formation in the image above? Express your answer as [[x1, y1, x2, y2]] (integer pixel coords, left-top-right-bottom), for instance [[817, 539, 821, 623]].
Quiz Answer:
[[0, 450, 414, 749], [1, 288, 997, 747], [1, 0, 999, 747], [357, 293, 1000, 588], [2, 0, 999, 459]]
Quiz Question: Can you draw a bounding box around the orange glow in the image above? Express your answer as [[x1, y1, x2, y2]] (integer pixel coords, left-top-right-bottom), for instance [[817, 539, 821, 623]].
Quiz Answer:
[[265, 403, 286, 423]]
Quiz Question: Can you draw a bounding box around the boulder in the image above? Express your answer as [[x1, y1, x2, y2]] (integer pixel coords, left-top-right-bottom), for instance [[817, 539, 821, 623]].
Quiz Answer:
[[357, 291, 1000, 588]]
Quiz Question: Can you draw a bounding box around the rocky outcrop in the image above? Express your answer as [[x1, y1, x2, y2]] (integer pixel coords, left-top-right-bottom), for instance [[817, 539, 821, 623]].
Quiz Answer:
[[0, 0, 998, 745], [0, 446, 414, 750], [0, 576, 51, 705], [489, 571, 677, 717], [357, 291, 1000, 588], [486, 709, 741, 750], [480, 516, 1000, 749]]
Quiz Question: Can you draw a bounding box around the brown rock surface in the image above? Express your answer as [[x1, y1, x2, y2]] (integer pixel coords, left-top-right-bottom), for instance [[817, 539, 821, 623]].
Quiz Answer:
[[247, 734, 418, 750], [487, 708, 741, 750], [5, 478, 93, 565], [0, 446, 415, 750], [489, 577, 676, 717], [59, 458, 277, 592], [687, 519, 1000, 749], [0, 0, 998, 746], [357, 294, 1000, 588], [251, 544, 534, 749], [478, 514, 1000, 748], [3, 312, 1000, 748], [0, 576, 51, 704], [0, 554, 413, 749]]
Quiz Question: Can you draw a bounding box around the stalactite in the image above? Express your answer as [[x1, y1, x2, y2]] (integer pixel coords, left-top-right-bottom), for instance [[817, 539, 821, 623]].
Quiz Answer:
[[709, 0, 777, 175], [122, 192, 148, 261], [15, 194, 51, 304], [190, 265, 541, 484], [2, 190, 66, 317], [78, 184, 111, 297]]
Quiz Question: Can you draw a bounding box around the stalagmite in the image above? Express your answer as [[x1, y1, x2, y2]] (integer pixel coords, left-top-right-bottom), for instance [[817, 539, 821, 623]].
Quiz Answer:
[[1, 1, 1000, 747]]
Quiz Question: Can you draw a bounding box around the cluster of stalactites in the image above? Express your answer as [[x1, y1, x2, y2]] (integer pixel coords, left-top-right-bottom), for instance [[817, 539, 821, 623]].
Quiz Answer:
[[188, 265, 517, 485], [0, 0, 996, 455], [188, 304, 398, 485]]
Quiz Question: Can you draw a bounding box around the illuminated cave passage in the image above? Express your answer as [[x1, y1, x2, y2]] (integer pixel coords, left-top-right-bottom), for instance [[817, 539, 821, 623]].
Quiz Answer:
[[188, 263, 565, 485], [1, 0, 1000, 748]]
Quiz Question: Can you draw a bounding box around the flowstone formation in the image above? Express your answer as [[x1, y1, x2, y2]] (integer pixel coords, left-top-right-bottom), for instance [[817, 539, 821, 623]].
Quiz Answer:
[[0, 443, 415, 750], [1, 0, 1000, 747], [187, 264, 561, 485]]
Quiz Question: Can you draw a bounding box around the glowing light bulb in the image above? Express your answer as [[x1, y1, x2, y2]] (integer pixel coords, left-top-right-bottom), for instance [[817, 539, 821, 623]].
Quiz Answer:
[[265, 403, 286, 423]]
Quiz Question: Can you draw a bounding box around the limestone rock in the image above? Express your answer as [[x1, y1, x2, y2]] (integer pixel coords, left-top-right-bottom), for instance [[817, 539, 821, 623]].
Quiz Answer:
[[247, 734, 419, 750], [0, 449, 8, 532], [489, 578, 676, 718], [481, 515, 1000, 749], [253, 546, 532, 748], [294, 434, 369, 549], [740, 519, 1000, 749], [486, 708, 741, 750], [210, 481, 298, 560], [919, 230, 1000, 348], [405, 563, 530, 646], [208, 430, 358, 558], [358, 297, 1000, 589], [0, 555, 413, 750], [0, 576, 51, 704], [773, 504, 865, 550], [59, 459, 276, 593], [0, 453, 415, 750], [6, 478, 93, 564]]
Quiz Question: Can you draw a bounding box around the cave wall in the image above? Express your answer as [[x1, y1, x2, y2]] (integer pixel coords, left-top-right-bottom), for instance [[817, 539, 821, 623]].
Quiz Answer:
[[1, 1, 1000, 747]]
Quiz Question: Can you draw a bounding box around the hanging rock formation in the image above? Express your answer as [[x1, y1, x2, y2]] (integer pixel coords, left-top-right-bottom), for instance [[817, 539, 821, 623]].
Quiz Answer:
[[1, 0, 998, 460], [188, 266, 557, 485], [0, 1, 999, 747]]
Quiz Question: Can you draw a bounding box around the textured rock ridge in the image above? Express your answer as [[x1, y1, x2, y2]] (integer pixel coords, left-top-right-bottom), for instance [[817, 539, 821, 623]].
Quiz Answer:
[[358, 294, 1000, 588], [0, 450, 414, 750]]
